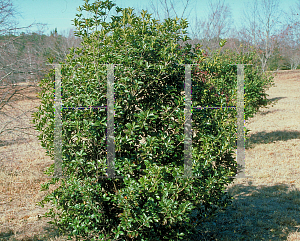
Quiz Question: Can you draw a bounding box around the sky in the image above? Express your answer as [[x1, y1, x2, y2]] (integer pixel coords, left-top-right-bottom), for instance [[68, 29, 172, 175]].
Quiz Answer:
[[11, 0, 300, 38]]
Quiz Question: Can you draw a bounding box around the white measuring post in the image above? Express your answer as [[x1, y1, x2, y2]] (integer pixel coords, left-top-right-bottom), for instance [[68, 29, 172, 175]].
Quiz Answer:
[[184, 64, 193, 178], [102, 64, 123, 179], [175, 64, 196, 179], [53, 64, 68, 179], [233, 64, 252, 178]]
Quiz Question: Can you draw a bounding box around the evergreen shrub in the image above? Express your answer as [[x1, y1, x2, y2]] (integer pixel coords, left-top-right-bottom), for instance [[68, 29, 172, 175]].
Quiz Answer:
[[32, 0, 275, 240]]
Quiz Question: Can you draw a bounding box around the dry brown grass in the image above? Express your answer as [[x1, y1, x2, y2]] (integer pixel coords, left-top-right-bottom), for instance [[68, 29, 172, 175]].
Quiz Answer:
[[0, 70, 300, 240]]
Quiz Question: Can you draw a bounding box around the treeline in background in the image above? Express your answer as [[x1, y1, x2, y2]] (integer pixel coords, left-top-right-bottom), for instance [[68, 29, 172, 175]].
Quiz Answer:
[[0, 0, 300, 86]]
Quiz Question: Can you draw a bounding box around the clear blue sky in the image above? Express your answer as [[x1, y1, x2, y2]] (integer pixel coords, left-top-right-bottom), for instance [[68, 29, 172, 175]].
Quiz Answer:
[[12, 0, 299, 37]]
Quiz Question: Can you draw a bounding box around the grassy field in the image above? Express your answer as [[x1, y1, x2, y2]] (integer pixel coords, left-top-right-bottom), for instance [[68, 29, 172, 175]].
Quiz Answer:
[[0, 70, 299, 240]]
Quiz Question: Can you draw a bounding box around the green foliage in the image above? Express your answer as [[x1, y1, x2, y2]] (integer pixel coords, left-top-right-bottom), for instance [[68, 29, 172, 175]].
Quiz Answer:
[[32, 0, 276, 240], [185, 44, 275, 141], [207, 46, 275, 119]]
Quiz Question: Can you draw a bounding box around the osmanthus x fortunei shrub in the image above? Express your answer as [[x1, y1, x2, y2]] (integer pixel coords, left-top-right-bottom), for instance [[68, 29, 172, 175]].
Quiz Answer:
[[31, 0, 275, 240]]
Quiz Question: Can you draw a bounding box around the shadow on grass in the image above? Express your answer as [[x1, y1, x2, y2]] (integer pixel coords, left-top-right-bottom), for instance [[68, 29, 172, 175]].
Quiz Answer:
[[186, 181, 300, 240], [0, 138, 31, 148], [0, 224, 68, 241], [245, 130, 300, 149], [254, 97, 285, 116], [267, 97, 286, 103]]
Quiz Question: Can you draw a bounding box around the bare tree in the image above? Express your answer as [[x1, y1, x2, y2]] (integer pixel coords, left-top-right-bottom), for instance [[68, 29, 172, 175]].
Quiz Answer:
[[277, 0, 300, 69], [238, 0, 286, 72], [188, 0, 233, 55], [43, 28, 82, 63], [0, 0, 45, 86], [145, 0, 193, 22], [0, 0, 18, 35], [191, 0, 232, 40], [0, 0, 50, 141]]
